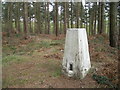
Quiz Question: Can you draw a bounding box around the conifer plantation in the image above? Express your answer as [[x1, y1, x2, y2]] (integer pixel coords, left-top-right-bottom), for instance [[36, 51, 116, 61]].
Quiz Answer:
[[2, 1, 119, 88]]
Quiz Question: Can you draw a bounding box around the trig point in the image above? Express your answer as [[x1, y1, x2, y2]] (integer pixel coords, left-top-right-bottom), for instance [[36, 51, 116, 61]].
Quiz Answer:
[[62, 28, 91, 79]]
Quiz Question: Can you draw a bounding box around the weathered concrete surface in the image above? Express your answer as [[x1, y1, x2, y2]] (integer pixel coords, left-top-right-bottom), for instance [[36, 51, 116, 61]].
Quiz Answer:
[[62, 28, 91, 79]]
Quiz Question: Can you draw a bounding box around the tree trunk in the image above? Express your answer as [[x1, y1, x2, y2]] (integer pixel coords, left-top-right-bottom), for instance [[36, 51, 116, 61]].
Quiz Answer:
[[45, 3, 47, 34], [118, 2, 120, 49], [71, 2, 73, 28], [101, 2, 105, 33], [89, 8, 94, 35], [23, 2, 28, 38], [98, 2, 105, 34], [80, 2, 83, 28], [37, 2, 42, 34], [109, 2, 118, 47], [7, 2, 13, 37], [47, 2, 50, 34], [34, 3, 36, 33], [67, 3, 69, 28], [98, 2, 102, 34], [60, 5, 63, 34], [60, 19, 62, 34], [76, 3, 80, 28], [93, 2, 97, 35], [16, 3, 20, 33], [55, 2, 58, 36], [53, 5, 55, 34], [85, 4, 88, 34], [29, 16, 32, 33], [64, 2, 67, 34]]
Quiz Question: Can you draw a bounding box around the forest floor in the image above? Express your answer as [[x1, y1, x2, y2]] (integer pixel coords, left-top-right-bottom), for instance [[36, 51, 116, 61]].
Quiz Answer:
[[2, 34, 118, 88]]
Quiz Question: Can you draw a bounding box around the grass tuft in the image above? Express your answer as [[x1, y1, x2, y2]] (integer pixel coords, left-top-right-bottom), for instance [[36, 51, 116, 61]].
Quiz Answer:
[[2, 55, 28, 64], [52, 68, 62, 77]]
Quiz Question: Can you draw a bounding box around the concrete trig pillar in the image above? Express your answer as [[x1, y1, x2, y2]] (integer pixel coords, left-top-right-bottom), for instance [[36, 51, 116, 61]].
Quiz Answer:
[[62, 28, 91, 79]]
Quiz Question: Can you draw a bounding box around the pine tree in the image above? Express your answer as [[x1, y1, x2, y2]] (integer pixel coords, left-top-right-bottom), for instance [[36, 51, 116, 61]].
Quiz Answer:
[[109, 2, 118, 47]]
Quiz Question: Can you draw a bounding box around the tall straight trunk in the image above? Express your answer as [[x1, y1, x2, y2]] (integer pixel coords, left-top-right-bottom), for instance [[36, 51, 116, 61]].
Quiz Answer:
[[59, 5, 63, 34], [28, 3, 32, 33], [98, 2, 102, 34], [109, 2, 118, 47], [47, 2, 50, 34], [118, 3, 120, 49], [80, 2, 83, 28], [60, 19, 62, 34], [37, 2, 41, 34], [7, 2, 13, 37], [67, 3, 69, 28], [89, 8, 94, 35], [55, 2, 58, 36], [101, 2, 105, 33], [88, 3, 91, 35], [15, 8, 17, 30], [23, 2, 28, 38], [53, 5, 55, 34], [98, 2, 105, 34], [15, 18, 17, 30], [33, 3, 36, 33], [16, 3, 20, 33], [76, 3, 80, 28], [29, 16, 32, 33], [45, 3, 47, 34], [118, 4, 120, 84], [35, 3, 38, 33], [93, 2, 97, 35], [71, 2, 73, 28], [64, 2, 67, 34], [85, 4, 88, 34]]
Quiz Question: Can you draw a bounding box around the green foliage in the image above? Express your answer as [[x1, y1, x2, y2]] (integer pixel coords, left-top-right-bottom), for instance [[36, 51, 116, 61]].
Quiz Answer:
[[15, 34, 21, 38], [2, 45, 17, 57], [50, 40, 65, 46], [92, 74, 117, 88], [52, 68, 62, 77], [3, 76, 28, 88], [93, 35, 105, 44], [37, 41, 51, 48], [3, 55, 21, 64]]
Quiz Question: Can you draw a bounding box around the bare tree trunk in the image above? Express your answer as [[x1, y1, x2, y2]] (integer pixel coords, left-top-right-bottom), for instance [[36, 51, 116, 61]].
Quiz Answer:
[[67, 3, 69, 28], [23, 2, 28, 38], [89, 7, 94, 35], [18, 3, 20, 33], [45, 3, 47, 34], [60, 5, 63, 34], [60, 19, 62, 34], [93, 2, 97, 35], [80, 2, 83, 28], [64, 2, 67, 34], [98, 2, 102, 34], [55, 2, 58, 36], [7, 2, 13, 37], [76, 3, 80, 28], [34, 3, 36, 34], [53, 5, 55, 34], [118, 2, 120, 49], [47, 2, 50, 34], [37, 2, 42, 34], [101, 2, 105, 33], [98, 2, 105, 34], [85, 4, 88, 34], [109, 2, 118, 47], [71, 2, 73, 28], [29, 16, 32, 33]]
